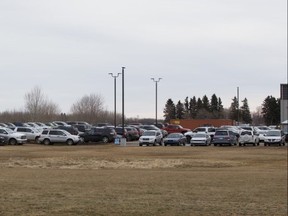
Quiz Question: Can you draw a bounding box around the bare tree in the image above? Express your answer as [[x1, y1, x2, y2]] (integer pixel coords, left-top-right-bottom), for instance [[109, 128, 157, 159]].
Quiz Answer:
[[70, 93, 105, 122], [24, 86, 60, 121]]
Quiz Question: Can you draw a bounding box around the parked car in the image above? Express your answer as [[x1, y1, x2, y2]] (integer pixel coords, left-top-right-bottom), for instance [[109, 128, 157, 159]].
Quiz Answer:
[[163, 124, 191, 134], [55, 125, 79, 135], [13, 126, 42, 143], [185, 126, 215, 143], [38, 129, 80, 145], [0, 127, 27, 145], [139, 125, 167, 137], [139, 130, 163, 146], [0, 123, 8, 127], [80, 127, 117, 143], [163, 133, 186, 146], [212, 129, 238, 146], [190, 133, 211, 146], [53, 121, 69, 126], [113, 127, 128, 139], [239, 130, 260, 146], [125, 126, 140, 141], [264, 129, 285, 146]]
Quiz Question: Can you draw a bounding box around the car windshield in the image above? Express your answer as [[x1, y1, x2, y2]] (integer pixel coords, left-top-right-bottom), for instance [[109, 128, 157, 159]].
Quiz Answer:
[[167, 133, 181, 138], [196, 128, 206, 132], [5, 128, 14, 134], [241, 131, 252, 135], [143, 131, 156, 136], [194, 133, 206, 138], [215, 131, 228, 136], [266, 130, 281, 136]]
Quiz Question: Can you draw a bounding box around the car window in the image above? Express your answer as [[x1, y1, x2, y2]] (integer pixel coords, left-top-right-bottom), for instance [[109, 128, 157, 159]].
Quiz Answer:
[[215, 131, 228, 136], [0, 129, 7, 134], [208, 128, 215, 132], [42, 130, 48, 135], [241, 131, 252, 135]]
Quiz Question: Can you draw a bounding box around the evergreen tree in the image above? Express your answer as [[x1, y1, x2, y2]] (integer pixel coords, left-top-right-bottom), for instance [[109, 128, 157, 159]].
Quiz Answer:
[[210, 94, 218, 112], [163, 99, 176, 122], [189, 96, 197, 118], [176, 100, 185, 119], [217, 97, 224, 118], [229, 96, 239, 122], [184, 97, 190, 118], [196, 97, 203, 110], [240, 98, 252, 124], [202, 95, 210, 111], [261, 96, 280, 125]]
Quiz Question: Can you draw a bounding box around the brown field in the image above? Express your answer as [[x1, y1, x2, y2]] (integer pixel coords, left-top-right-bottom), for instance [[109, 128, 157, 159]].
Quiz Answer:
[[0, 143, 287, 216]]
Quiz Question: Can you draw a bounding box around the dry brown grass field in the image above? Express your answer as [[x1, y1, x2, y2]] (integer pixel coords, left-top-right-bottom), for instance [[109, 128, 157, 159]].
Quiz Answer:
[[0, 143, 287, 216]]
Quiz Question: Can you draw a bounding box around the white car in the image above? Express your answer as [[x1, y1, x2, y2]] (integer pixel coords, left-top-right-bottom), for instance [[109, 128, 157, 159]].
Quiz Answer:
[[0, 127, 27, 145], [184, 127, 215, 143], [264, 129, 285, 146], [38, 129, 80, 145], [190, 133, 211, 146], [139, 130, 163, 146], [239, 130, 260, 146], [13, 126, 42, 143]]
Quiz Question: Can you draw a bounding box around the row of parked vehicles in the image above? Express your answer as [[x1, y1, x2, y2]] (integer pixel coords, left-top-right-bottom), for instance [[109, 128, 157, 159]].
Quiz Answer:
[[0, 121, 287, 147], [0, 121, 145, 145], [138, 124, 287, 147]]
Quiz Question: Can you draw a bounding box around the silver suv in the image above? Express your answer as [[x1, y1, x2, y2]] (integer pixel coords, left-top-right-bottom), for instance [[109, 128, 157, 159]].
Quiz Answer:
[[0, 127, 27, 145], [38, 129, 80, 145], [13, 127, 42, 143]]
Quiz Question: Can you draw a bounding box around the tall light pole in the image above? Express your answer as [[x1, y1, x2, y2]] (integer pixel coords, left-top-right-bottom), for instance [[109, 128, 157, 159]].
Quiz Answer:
[[237, 86, 240, 125], [151, 78, 162, 126], [109, 73, 121, 128], [121, 67, 125, 138]]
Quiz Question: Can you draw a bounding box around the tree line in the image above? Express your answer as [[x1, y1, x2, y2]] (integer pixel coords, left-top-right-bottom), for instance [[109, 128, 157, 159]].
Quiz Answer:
[[0, 87, 281, 126], [163, 94, 281, 125]]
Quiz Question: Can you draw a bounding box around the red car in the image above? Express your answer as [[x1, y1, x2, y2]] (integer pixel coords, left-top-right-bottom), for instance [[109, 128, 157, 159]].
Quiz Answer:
[[163, 124, 191, 134]]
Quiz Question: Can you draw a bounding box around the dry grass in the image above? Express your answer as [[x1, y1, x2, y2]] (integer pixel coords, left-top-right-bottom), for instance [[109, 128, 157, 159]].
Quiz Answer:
[[0, 144, 287, 216]]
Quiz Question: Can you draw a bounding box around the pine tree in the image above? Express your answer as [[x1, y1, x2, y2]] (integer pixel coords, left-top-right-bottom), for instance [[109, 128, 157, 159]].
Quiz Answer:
[[184, 97, 190, 118], [163, 99, 176, 122], [229, 96, 239, 122], [202, 95, 210, 112], [261, 96, 280, 125], [240, 98, 252, 124], [176, 100, 185, 119], [189, 97, 197, 118], [217, 97, 224, 118]]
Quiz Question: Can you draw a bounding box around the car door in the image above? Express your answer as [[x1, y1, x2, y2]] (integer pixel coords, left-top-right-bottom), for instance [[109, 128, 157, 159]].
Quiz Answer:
[[49, 130, 66, 143]]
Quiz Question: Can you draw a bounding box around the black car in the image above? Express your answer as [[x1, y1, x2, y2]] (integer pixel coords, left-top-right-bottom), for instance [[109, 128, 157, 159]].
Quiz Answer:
[[80, 127, 117, 143]]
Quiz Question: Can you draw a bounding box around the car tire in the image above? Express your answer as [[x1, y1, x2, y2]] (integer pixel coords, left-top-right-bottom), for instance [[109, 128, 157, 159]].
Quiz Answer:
[[139, 143, 142, 146], [9, 138, 17, 145], [102, 136, 109, 143], [43, 139, 50, 145], [66, 139, 74, 145]]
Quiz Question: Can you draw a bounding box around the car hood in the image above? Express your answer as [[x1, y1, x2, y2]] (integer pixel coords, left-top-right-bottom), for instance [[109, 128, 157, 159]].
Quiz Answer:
[[164, 137, 180, 141], [140, 135, 156, 139], [191, 137, 207, 141], [264, 135, 281, 139]]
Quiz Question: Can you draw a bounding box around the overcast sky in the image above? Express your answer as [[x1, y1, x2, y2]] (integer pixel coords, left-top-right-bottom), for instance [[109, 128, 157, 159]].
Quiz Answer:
[[0, 0, 287, 118]]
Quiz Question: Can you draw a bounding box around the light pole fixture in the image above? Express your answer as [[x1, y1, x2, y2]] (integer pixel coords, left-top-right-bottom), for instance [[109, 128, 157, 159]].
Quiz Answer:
[[109, 72, 121, 128], [151, 78, 162, 126]]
